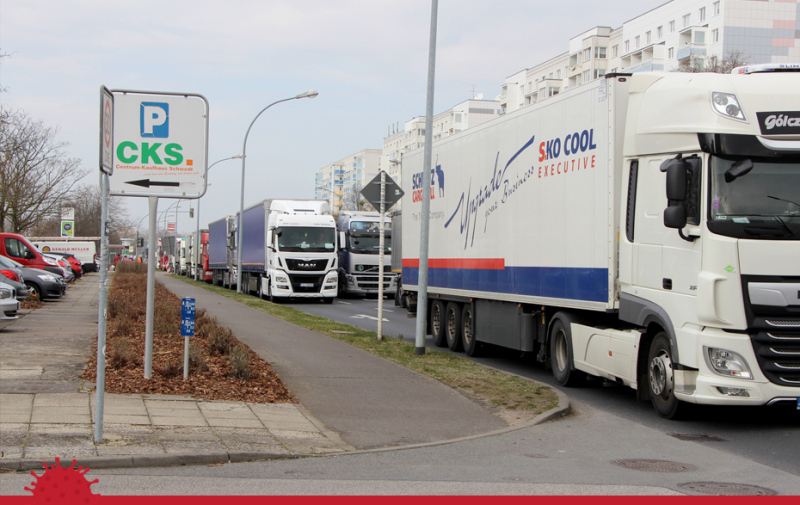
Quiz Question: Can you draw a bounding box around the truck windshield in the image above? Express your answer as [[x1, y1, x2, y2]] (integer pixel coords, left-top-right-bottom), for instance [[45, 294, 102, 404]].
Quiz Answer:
[[348, 235, 391, 254], [709, 156, 800, 240], [277, 227, 336, 252]]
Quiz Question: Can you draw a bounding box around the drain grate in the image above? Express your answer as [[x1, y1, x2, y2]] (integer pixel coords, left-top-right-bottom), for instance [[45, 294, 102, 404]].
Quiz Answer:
[[672, 433, 726, 442], [679, 482, 777, 496], [612, 459, 696, 473]]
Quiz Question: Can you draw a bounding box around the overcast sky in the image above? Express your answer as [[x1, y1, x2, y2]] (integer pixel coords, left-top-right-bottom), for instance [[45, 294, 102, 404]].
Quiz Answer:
[[1, 0, 667, 235]]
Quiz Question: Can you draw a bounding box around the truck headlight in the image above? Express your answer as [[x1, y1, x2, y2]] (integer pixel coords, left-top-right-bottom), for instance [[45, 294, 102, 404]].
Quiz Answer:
[[275, 275, 288, 283], [711, 92, 747, 122], [704, 346, 753, 379], [0, 288, 12, 299], [325, 277, 337, 285]]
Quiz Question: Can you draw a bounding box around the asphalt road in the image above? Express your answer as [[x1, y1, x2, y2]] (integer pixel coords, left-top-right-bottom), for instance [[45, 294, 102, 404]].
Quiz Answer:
[[293, 295, 800, 477]]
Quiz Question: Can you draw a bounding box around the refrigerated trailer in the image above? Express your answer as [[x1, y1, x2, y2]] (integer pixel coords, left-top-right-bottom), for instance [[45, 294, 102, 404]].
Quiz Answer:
[[398, 65, 800, 418]]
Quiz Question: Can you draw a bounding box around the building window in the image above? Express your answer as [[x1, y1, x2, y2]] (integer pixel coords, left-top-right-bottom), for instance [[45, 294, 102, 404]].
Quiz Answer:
[[612, 45, 619, 57], [700, 7, 706, 22], [683, 14, 691, 28], [594, 69, 606, 79], [669, 20, 675, 33], [657, 26, 663, 38], [635, 36, 640, 49], [668, 47, 674, 59], [583, 70, 591, 83], [595, 47, 606, 58], [646, 31, 651, 44], [556, 69, 561, 78], [713, 1, 720, 16], [624, 40, 630, 53], [712, 28, 719, 43], [583, 48, 591, 61]]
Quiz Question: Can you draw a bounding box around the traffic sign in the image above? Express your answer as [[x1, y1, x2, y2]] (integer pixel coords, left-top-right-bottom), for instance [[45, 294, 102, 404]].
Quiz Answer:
[[99, 86, 114, 175], [108, 90, 209, 199], [361, 171, 404, 210]]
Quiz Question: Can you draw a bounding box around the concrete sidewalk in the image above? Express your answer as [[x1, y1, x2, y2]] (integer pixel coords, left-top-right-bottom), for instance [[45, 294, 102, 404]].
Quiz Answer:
[[0, 273, 565, 472]]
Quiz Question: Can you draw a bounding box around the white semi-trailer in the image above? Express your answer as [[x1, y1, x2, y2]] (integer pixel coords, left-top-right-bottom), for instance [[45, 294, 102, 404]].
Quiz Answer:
[[399, 65, 800, 418]]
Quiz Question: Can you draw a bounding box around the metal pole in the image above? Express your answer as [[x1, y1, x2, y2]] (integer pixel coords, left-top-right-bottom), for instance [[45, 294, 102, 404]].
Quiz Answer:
[[94, 172, 110, 443], [415, 0, 438, 355], [144, 196, 158, 378], [237, 91, 318, 294], [196, 155, 242, 282], [377, 171, 386, 340]]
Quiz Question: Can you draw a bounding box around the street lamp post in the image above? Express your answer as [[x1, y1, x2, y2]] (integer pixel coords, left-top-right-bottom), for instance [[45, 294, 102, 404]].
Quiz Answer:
[[236, 90, 319, 293], [195, 155, 242, 280]]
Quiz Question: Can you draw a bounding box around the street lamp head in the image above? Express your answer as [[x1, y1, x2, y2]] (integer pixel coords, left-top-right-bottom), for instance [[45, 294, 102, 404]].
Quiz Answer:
[[296, 90, 319, 100], [232, 154, 243, 159]]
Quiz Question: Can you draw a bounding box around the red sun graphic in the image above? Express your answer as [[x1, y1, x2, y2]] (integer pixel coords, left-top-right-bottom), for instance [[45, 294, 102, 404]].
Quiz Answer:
[[25, 458, 100, 504]]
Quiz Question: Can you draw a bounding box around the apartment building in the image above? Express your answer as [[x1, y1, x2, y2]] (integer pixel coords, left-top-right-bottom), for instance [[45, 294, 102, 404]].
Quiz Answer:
[[501, 0, 800, 114], [314, 149, 382, 215]]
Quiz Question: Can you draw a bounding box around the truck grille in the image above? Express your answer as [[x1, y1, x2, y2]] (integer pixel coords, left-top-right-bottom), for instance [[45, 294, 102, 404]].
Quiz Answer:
[[355, 264, 392, 273], [751, 331, 800, 387], [288, 274, 324, 293], [285, 259, 328, 272]]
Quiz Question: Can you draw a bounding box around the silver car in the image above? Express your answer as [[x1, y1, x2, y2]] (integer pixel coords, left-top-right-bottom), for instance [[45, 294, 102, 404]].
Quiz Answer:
[[0, 280, 20, 329]]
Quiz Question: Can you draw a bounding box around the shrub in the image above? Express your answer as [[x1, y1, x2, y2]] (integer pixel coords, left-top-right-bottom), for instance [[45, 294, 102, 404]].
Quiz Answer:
[[189, 343, 208, 373], [228, 344, 252, 380], [208, 326, 234, 356], [158, 358, 183, 378], [107, 338, 139, 369]]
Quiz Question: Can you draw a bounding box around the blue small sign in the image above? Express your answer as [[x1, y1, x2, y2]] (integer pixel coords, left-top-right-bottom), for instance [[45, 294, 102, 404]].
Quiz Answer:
[[181, 298, 196, 337]]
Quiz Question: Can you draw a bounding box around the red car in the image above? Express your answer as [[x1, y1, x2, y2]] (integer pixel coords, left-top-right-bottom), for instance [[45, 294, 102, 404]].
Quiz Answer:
[[47, 252, 83, 278]]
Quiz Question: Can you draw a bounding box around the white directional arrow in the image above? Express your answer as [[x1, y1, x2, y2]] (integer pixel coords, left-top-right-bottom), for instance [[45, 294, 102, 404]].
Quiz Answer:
[[352, 314, 389, 322]]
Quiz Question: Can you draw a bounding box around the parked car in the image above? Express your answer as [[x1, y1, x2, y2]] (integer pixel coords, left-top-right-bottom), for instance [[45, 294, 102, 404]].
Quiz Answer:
[[0, 233, 64, 277], [0, 280, 20, 328], [0, 258, 31, 301], [44, 251, 83, 279], [0, 255, 64, 300], [43, 254, 75, 283]]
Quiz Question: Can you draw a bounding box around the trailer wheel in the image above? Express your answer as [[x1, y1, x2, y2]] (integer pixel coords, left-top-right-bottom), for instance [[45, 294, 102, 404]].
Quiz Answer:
[[430, 300, 447, 347], [549, 318, 583, 387], [647, 332, 683, 419], [461, 304, 480, 357], [445, 302, 463, 352]]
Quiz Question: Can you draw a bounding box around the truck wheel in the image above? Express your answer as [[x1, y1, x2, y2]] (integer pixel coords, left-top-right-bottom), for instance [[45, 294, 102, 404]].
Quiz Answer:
[[648, 333, 683, 419], [549, 318, 583, 387], [461, 304, 480, 357], [430, 300, 447, 347], [445, 302, 463, 352]]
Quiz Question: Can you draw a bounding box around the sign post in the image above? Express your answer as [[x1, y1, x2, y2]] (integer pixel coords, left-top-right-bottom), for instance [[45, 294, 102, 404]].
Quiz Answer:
[[360, 171, 404, 340], [181, 298, 196, 381], [106, 89, 209, 379]]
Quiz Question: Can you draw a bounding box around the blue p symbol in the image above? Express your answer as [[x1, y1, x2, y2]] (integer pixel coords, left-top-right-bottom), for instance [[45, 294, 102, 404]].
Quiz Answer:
[[141, 102, 169, 138]]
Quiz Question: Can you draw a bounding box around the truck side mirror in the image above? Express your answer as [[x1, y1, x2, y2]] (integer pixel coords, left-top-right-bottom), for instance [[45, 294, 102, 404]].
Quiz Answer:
[[664, 205, 687, 228], [663, 160, 687, 201]]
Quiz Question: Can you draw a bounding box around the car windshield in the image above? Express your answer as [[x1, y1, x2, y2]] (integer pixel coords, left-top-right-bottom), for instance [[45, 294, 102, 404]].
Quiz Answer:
[[709, 156, 800, 240], [277, 227, 336, 252]]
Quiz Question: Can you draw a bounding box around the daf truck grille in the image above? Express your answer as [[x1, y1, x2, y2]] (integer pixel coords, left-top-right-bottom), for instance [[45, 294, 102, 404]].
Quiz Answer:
[[741, 275, 800, 388], [751, 331, 800, 387], [289, 274, 324, 293], [285, 259, 328, 272]]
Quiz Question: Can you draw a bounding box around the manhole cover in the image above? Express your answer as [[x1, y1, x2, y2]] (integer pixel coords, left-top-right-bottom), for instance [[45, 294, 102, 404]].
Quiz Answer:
[[679, 482, 777, 496], [672, 433, 726, 442], [612, 459, 695, 473]]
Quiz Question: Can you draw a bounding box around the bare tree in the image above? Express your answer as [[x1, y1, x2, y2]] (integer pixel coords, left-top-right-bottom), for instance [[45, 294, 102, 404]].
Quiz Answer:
[[677, 50, 749, 74], [0, 106, 89, 233], [28, 183, 133, 243]]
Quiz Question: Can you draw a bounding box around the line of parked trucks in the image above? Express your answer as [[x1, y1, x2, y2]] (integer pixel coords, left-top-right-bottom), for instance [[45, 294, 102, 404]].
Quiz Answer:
[[169, 204, 396, 303], [173, 65, 800, 418]]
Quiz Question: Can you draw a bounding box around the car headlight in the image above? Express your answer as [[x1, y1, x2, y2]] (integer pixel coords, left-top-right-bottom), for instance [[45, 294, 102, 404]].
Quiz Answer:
[[43, 256, 58, 266], [37, 274, 57, 282], [0, 288, 13, 299], [704, 346, 753, 379]]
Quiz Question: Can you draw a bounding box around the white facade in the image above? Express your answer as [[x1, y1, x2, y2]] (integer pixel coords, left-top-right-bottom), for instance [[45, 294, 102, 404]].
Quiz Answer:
[[314, 149, 382, 215], [501, 0, 800, 114]]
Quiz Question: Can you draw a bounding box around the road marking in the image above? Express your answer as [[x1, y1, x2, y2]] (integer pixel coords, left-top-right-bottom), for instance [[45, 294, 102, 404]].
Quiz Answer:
[[337, 300, 352, 305], [352, 314, 389, 322]]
